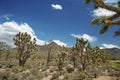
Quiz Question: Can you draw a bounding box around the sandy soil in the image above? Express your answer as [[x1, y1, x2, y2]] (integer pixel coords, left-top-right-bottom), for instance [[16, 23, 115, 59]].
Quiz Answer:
[[93, 76, 117, 80]]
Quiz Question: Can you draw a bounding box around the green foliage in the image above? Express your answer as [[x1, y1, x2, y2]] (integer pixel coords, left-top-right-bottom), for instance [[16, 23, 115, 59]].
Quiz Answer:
[[118, 1, 120, 8], [91, 17, 110, 34], [56, 46, 68, 71], [75, 38, 88, 52], [70, 38, 111, 79], [94, 4, 99, 9], [99, 25, 109, 34], [85, 0, 120, 36], [66, 65, 74, 73], [13, 32, 36, 67], [110, 60, 120, 68], [114, 29, 120, 36], [91, 17, 106, 25], [85, 0, 92, 4]]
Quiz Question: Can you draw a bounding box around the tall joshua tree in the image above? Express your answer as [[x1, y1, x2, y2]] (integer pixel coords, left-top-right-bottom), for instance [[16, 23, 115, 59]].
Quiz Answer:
[[56, 46, 68, 71], [75, 38, 88, 71], [46, 40, 54, 64], [13, 32, 36, 67], [85, 0, 120, 36], [0, 42, 11, 60], [70, 46, 79, 68]]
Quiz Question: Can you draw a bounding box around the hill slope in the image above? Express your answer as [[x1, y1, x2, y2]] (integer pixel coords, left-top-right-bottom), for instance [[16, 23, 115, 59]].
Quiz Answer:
[[105, 48, 120, 58]]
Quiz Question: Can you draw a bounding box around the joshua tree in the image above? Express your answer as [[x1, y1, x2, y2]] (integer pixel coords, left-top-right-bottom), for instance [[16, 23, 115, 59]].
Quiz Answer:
[[46, 40, 54, 64], [13, 32, 36, 67], [70, 46, 79, 68], [75, 38, 88, 71], [5, 45, 11, 61], [0, 42, 10, 50], [73, 38, 110, 78], [56, 46, 68, 71], [85, 0, 120, 36], [99, 49, 110, 64], [0, 42, 11, 60]]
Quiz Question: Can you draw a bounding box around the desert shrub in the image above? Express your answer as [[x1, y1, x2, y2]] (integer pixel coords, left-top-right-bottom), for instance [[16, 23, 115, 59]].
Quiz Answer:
[[66, 66, 74, 73], [0, 63, 3, 68], [30, 69, 43, 80], [51, 72, 60, 80], [25, 74, 36, 80], [41, 66, 48, 72], [0, 71, 9, 80], [48, 60, 57, 66], [49, 66, 57, 72], [0, 70, 19, 80], [8, 73, 19, 80], [49, 66, 60, 73], [12, 66, 26, 73], [64, 72, 84, 80], [5, 62, 14, 68], [73, 71, 92, 80], [19, 72, 31, 80], [64, 73, 72, 80], [0, 61, 11, 68], [107, 67, 120, 77]]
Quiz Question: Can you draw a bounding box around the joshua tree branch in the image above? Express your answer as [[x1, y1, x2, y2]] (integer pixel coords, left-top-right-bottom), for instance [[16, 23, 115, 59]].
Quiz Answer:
[[94, 0, 120, 13], [94, 0, 120, 25]]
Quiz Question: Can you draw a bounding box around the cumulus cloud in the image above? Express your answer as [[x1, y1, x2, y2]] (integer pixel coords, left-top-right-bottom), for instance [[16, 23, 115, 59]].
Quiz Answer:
[[0, 21, 46, 47], [71, 34, 97, 42], [104, 0, 119, 4], [53, 40, 67, 47], [101, 43, 120, 49], [93, 8, 116, 17], [51, 4, 62, 10], [92, 0, 118, 17]]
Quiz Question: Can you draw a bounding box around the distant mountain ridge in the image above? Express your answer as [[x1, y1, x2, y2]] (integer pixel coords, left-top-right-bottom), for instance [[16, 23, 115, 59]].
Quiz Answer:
[[38, 44, 120, 57], [37, 41, 62, 54], [1, 42, 119, 58], [104, 48, 120, 57]]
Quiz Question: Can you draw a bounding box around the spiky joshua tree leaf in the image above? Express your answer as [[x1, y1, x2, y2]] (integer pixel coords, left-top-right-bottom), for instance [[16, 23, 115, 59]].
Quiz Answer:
[[99, 25, 109, 34], [114, 29, 120, 36], [85, 0, 91, 4]]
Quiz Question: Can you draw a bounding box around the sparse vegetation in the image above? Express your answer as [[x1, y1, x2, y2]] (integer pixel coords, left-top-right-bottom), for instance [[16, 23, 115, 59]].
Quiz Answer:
[[13, 32, 36, 67], [0, 32, 119, 80]]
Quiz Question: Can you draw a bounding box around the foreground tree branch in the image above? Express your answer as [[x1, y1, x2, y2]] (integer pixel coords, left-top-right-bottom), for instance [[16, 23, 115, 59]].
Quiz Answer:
[[85, 0, 120, 36], [94, 0, 120, 13]]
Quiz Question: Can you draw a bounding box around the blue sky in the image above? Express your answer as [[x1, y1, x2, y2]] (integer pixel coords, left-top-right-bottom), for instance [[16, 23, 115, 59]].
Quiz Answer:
[[0, 0, 120, 48]]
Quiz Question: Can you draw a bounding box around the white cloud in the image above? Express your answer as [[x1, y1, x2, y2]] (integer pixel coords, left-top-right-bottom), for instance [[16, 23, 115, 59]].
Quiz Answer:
[[71, 34, 97, 42], [51, 4, 62, 10], [100, 47, 105, 49], [104, 0, 119, 4], [92, 0, 119, 17], [53, 40, 67, 47], [93, 8, 116, 17], [101, 43, 120, 49], [0, 21, 46, 47]]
